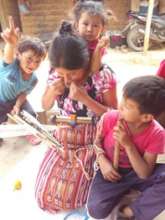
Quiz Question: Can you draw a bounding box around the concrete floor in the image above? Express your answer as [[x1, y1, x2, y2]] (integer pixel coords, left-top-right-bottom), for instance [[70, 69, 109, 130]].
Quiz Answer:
[[0, 48, 165, 219]]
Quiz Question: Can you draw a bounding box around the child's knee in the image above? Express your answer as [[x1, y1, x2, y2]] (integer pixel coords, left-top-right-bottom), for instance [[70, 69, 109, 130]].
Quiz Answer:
[[87, 200, 111, 219]]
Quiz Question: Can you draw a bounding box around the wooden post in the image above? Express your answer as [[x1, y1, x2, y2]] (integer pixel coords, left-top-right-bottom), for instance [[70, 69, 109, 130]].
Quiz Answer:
[[113, 142, 120, 170], [143, 0, 155, 53]]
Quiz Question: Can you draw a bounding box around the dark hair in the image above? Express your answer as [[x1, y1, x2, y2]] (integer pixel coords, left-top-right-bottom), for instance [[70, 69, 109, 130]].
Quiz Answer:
[[17, 36, 46, 58], [48, 21, 89, 70], [77, 0, 104, 2], [72, 0, 107, 26], [123, 75, 165, 117], [75, 0, 104, 2]]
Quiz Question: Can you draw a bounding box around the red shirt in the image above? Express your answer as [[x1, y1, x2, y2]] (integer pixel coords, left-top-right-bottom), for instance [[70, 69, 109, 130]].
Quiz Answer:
[[98, 110, 165, 168], [157, 60, 165, 78], [88, 39, 106, 57]]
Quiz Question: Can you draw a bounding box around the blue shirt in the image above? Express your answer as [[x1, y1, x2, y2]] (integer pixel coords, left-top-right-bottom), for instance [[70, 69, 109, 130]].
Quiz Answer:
[[0, 59, 38, 102]]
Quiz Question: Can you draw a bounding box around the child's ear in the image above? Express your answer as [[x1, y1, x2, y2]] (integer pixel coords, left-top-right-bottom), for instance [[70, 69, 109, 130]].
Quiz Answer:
[[141, 113, 154, 123], [73, 21, 78, 31]]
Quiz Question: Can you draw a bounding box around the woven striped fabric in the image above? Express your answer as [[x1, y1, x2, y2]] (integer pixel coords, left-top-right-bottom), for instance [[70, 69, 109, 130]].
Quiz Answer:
[[35, 124, 96, 213]]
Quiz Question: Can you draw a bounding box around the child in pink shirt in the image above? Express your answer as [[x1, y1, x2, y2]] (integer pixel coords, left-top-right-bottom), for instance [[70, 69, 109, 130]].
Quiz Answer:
[[156, 60, 165, 128], [157, 59, 165, 78], [72, 1, 109, 74], [87, 75, 165, 220], [98, 110, 164, 169]]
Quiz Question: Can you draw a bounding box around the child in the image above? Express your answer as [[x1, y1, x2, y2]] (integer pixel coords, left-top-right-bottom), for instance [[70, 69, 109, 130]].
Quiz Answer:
[[0, 17, 46, 144], [71, 0, 110, 74], [156, 60, 165, 128], [87, 75, 165, 220], [157, 59, 165, 78], [35, 21, 117, 213]]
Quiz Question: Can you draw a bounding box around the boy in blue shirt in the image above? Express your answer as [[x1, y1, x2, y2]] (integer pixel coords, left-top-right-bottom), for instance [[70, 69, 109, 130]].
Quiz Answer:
[[0, 17, 46, 144]]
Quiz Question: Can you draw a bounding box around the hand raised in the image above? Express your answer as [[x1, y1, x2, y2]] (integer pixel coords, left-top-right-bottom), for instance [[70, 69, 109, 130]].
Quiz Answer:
[[1, 16, 21, 46], [97, 35, 110, 49]]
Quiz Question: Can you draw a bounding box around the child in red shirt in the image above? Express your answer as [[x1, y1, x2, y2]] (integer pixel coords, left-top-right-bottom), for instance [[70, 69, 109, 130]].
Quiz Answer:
[[87, 75, 165, 220]]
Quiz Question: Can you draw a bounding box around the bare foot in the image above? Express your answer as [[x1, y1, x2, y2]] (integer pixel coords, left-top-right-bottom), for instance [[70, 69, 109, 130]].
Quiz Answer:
[[120, 205, 134, 219]]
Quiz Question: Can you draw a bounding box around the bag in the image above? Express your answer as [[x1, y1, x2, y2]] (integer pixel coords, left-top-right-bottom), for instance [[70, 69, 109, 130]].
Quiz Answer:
[[35, 123, 96, 213]]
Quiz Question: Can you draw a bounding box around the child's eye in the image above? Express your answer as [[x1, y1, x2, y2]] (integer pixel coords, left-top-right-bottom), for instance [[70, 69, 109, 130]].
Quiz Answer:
[[27, 57, 32, 63], [35, 60, 40, 65], [82, 22, 88, 26], [93, 24, 99, 28]]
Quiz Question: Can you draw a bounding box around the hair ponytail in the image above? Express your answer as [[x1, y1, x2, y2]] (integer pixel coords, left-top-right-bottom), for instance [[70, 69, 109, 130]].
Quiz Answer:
[[59, 21, 74, 35], [49, 19, 89, 70]]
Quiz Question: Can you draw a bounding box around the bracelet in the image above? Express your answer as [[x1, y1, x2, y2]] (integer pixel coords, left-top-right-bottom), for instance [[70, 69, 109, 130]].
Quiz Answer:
[[94, 160, 100, 171]]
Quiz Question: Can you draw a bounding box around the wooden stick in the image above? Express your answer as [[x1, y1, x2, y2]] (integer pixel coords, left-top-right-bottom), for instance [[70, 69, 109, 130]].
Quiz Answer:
[[7, 113, 63, 152], [143, 0, 155, 53], [113, 142, 120, 170], [0, 124, 56, 138], [52, 115, 93, 124]]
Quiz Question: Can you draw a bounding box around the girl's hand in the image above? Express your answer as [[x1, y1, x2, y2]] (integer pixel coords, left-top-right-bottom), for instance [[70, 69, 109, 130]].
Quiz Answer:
[[113, 120, 133, 149], [1, 16, 21, 46], [97, 36, 110, 49], [99, 155, 121, 182], [69, 82, 87, 102], [49, 78, 65, 96]]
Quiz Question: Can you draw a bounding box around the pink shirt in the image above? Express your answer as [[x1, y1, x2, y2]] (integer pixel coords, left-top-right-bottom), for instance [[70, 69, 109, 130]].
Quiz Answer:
[[99, 110, 165, 168], [88, 39, 106, 57], [47, 65, 116, 117], [157, 60, 165, 78]]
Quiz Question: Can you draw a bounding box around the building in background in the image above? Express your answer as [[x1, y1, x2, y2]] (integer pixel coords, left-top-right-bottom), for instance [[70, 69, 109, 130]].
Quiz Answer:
[[0, 0, 131, 42]]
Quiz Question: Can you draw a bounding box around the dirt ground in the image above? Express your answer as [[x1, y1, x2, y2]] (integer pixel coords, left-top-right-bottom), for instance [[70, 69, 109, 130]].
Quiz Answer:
[[0, 47, 165, 220]]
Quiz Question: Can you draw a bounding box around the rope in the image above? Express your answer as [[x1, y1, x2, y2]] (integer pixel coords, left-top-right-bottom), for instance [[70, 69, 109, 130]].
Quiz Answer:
[[74, 146, 94, 181]]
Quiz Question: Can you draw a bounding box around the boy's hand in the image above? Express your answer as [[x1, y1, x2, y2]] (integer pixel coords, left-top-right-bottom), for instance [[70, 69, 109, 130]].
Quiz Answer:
[[1, 16, 21, 46], [97, 36, 110, 49], [113, 119, 133, 149], [99, 155, 121, 182], [11, 105, 20, 115]]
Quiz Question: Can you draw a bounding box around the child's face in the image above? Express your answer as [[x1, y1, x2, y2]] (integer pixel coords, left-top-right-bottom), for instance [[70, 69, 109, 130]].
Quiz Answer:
[[119, 97, 144, 123], [18, 50, 43, 75], [55, 67, 86, 87], [77, 12, 104, 42]]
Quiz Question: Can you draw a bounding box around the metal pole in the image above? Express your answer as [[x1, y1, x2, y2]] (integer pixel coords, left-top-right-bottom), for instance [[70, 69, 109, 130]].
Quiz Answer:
[[143, 0, 155, 53]]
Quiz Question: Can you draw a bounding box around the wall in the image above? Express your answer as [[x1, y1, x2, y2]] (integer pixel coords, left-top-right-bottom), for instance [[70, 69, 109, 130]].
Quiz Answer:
[[0, 0, 130, 40], [20, 0, 73, 40], [0, 0, 21, 30], [20, 0, 130, 39], [105, 0, 130, 30]]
